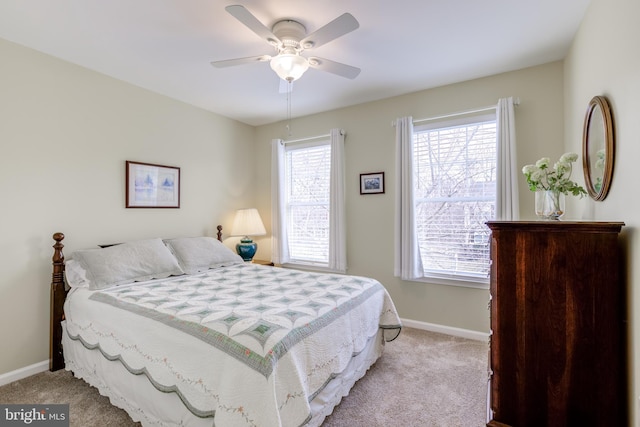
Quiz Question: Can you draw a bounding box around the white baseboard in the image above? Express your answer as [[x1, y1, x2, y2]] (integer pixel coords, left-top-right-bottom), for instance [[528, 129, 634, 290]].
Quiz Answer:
[[0, 360, 49, 387], [401, 318, 489, 342]]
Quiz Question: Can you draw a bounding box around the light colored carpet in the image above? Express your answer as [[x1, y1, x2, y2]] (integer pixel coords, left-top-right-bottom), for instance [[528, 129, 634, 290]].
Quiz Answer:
[[0, 327, 488, 426]]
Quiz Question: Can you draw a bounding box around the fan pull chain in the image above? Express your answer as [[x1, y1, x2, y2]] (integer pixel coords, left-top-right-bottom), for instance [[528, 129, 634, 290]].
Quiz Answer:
[[286, 80, 293, 137]]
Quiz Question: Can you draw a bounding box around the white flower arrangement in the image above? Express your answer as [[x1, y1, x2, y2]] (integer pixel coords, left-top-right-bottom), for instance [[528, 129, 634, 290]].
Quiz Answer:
[[522, 152, 587, 197]]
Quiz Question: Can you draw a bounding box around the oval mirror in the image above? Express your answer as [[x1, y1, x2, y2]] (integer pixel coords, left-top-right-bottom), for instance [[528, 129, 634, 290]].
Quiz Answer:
[[582, 96, 614, 201]]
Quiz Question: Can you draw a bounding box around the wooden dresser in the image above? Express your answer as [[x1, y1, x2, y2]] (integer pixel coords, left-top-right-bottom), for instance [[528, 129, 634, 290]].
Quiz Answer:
[[486, 221, 626, 427]]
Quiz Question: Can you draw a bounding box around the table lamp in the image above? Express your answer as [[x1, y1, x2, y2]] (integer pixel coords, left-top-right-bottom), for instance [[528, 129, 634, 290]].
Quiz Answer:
[[230, 208, 266, 261]]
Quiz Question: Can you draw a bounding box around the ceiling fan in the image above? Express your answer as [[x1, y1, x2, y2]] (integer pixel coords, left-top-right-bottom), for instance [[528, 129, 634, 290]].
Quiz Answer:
[[211, 5, 361, 83]]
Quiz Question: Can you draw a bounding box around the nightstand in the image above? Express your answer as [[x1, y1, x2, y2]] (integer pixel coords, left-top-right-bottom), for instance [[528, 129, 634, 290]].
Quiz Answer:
[[252, 259, 274, 266]]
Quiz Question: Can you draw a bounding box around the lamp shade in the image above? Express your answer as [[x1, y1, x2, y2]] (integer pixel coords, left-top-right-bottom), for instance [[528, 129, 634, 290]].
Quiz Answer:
[[231, 208, 266, 237], [270, 53, 309, 82]]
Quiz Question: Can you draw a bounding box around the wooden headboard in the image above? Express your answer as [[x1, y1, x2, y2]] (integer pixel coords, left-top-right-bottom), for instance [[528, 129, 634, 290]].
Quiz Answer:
[[49, 225, 225, 372]]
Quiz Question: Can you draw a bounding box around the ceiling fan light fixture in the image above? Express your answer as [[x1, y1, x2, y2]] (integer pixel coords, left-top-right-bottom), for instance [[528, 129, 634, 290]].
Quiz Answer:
[[217, 6, 360, 82], [270, 53, 309, 82]]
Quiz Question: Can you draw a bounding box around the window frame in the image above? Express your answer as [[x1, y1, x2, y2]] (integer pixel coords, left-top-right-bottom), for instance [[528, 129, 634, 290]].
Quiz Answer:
[[282, 139, 332, 268], [412, 111, 497, 289]]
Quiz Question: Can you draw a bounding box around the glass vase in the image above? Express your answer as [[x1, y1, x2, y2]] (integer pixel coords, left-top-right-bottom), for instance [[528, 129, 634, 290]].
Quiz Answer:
[[535, 190, 565, 220]]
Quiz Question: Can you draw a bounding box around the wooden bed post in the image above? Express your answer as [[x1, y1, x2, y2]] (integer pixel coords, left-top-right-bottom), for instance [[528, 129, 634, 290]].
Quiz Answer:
[[217, 225, 223, 242], [50, 232, 67, 371]]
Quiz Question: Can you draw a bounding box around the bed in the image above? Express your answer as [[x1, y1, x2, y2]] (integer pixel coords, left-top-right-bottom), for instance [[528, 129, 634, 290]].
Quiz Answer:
[[49, 227, 401, 427]]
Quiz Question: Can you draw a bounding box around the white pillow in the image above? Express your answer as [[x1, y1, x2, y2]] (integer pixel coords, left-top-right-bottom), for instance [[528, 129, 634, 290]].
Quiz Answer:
[[163, 237, 243, 274], [64, 259, 89, 288], [71, 238, 185, 290]]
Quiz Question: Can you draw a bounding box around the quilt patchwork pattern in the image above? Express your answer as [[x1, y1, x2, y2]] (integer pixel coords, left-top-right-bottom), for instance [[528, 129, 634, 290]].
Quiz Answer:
[[90, 264, 392, 377]]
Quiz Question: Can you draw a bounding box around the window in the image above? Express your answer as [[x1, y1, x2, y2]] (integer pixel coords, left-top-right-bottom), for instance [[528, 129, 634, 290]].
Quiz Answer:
[[284, 141, 331, 264], [413, 113, 496, 284], [272, 129, 346, 271]]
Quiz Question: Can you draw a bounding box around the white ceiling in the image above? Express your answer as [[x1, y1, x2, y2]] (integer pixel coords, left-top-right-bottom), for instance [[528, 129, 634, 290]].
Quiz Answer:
[[0, 0, 591, 126]]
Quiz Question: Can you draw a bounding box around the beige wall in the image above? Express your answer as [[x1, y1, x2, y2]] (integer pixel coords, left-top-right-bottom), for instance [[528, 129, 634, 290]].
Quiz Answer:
[[6, 5, 638, 420], [254, 61, 566, 334], [0, 38, 255, 375], [564, 0, 640, 424]]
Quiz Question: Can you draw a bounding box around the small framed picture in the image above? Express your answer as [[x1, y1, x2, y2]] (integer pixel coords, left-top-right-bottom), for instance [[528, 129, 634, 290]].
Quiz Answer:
[[126, 161, 180, 208], [360, 172, 385, 195]]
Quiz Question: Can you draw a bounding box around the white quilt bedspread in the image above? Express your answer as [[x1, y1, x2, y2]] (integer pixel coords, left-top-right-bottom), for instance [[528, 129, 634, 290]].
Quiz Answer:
[[63, 263, 401, 427]]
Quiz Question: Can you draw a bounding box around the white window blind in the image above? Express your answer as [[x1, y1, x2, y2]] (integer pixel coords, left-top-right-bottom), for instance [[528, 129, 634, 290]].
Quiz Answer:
[[413, 113, 496, 282], [284, 141, 331, 264]]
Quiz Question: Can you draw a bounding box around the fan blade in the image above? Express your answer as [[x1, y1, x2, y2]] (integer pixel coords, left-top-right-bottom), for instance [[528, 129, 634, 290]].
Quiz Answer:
[[211, 55, 271, 68], [300, 13, 359, 49], [308, 57, 361, 79], [225, 5, 280, 46]]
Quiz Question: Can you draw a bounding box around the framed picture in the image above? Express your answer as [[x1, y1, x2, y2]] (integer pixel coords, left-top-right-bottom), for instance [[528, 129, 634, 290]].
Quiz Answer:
[[360, 172, 385, 195], [126, 161, 180, 208]]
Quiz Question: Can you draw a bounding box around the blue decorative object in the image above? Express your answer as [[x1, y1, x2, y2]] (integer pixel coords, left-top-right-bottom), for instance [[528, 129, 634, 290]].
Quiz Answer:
[[236, 237, 258, 261]]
